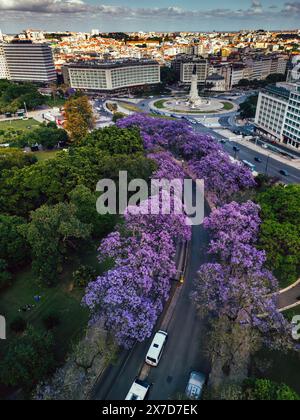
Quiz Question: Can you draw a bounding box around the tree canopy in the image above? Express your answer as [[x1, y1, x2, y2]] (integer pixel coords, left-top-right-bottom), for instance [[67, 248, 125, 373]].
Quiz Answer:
[[256, 184, 300, 287]]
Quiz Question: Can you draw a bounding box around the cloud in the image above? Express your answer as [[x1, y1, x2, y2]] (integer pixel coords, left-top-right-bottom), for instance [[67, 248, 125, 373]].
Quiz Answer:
[[0, 0, 299, 27]]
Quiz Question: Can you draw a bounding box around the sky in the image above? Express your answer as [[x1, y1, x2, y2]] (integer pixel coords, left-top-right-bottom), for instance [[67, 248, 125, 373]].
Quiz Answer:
[[0, 0, 299, 33]]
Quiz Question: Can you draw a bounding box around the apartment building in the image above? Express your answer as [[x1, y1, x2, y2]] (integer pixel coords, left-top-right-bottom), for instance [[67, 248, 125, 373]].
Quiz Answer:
[[171, 55, 209, 84], [2, 40, 56, 83], [63, 59, 160, 92], [255, 83, 300, 149], [0, 44, 10, 79], [283, 84, 300, 149]]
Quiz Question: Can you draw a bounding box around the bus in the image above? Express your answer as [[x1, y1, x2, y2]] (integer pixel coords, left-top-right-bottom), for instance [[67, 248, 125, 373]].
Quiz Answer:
[[242, 160, 256, 172]]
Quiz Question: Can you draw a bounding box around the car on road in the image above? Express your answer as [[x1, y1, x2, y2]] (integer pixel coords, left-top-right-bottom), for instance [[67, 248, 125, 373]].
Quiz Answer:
[[279, 169, 289, 177], [125, 378, 151, 400], [145, 330, 168, 367], [185, 372, 206, 400], [254, 157, 262, 163], [233, 146, 240, 152]]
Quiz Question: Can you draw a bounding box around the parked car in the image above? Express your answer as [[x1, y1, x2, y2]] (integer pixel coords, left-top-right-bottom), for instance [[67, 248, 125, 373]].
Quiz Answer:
[[279, 169, 289, 177], [254, 157, 262, 163], [126, 379, 151, 401], [145, 330, 168, 367], [185, 372, 206, 400]]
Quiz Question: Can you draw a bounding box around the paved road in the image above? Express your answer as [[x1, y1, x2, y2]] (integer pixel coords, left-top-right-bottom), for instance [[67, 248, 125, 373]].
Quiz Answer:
[[193, 124, 300, 184], [92, 200, 211, 401]]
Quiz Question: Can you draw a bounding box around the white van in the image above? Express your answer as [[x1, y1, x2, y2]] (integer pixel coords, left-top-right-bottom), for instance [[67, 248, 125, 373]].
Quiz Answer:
[[125, 379, 151, 400], [145, 330, 168, 367]]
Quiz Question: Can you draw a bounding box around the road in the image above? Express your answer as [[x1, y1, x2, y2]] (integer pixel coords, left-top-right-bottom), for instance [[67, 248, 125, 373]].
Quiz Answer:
[[92, 200, 211, 401], [193, 123, 300, 184]]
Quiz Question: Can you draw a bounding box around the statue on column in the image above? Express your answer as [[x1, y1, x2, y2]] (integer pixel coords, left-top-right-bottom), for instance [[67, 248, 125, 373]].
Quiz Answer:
[[188, 65, 202, 107]]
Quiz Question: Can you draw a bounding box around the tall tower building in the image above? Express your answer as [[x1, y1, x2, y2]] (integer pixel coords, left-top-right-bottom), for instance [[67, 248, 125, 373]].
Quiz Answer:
[[0, 44, 10, 80], [3, 40, 56, 83]]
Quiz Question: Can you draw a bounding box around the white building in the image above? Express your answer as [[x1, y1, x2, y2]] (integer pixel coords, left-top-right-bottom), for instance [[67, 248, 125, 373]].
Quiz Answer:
[[180, 60, 209, 84], [255, 83, 300, 149], [206, 73, 226, 91], [63, 59, 160, 92], [283, 84, 300, 149], [0, 44, 10, 79], [3, 40, 56, 83]]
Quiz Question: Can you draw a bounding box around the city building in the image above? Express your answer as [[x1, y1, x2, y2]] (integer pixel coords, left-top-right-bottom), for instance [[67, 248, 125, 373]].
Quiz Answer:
[[63, 59, 160, 92], [2, 40, 56, 83], [283, 84, 300, 148], [171, 55, 209, 84], [206, 73, 226, 91], [0, 44, 10, 79], [255, 83, 300, 149]]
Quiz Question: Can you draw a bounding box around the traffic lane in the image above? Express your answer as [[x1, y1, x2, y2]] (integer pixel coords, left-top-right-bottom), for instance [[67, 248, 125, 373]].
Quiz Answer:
[[194, 125, 300, 183], [147, 208, 211, 400], [223, 142, 300, 183], [93, 339, 151, 400]]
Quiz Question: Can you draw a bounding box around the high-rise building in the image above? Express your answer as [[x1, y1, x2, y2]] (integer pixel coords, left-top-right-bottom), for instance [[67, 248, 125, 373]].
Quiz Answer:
[[171, 55, 209, 84], [63, 59, 160, 92], [283, 84, 300, 149], [0, 44, 10, 79], [255, 83, 300, 149], [3, 40, 56, 83]]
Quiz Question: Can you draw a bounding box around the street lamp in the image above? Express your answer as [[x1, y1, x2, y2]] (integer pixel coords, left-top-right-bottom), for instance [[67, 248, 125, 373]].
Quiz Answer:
[[265, 154, 271, 175]]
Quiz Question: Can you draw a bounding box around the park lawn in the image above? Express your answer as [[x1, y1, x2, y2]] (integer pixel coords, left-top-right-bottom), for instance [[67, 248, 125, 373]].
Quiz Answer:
[[118, 102, 142, 113], [221, 101, 234, 111], [34, 150, 60, 162], [0, 118, 41, 131], [154, 100, 166, 109], [0, 240, 103, 361]]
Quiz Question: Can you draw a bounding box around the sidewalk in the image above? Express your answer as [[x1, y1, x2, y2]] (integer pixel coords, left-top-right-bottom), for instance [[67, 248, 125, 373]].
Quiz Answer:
[[277, 279, 300, 312]]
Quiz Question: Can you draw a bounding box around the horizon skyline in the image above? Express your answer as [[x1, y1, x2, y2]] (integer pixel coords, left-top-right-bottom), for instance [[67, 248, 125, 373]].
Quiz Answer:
[[0, 1, 300, 33]]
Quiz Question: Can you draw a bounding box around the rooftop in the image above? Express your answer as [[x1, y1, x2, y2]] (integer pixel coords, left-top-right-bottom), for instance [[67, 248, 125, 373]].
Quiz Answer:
[[64, 59, 159, 69]]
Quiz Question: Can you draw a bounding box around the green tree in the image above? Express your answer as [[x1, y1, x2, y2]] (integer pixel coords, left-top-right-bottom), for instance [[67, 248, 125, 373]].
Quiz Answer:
[[64, 96, 94, 144], [0, 327, 55, 389], [0, 214, 29, 268], [82, 126, 144, 155], [244, 379, 300, 401], [0, 258, 12, 289], [256, 184, 300, 287], [24, 202, 92, 286], [69, 185, 117, 236], [0, 148, 37, 172], [239, 95, 258, 119]]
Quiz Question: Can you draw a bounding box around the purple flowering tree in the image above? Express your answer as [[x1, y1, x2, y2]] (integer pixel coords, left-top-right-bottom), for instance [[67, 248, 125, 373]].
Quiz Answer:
[[83, 152, 191, 348], [192, 201, 291, 387]]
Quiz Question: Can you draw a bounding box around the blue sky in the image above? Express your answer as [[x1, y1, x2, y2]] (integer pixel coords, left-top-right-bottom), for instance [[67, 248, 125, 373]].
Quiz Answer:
[[0, 0, 299, 33]]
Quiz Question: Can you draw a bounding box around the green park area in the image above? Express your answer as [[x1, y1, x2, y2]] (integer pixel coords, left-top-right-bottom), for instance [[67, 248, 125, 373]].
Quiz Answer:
[[0, 118, 41, 145], [0, 250, 93, 361]]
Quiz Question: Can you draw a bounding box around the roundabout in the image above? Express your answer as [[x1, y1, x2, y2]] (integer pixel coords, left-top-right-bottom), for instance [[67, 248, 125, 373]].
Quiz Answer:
[[153, 96, 232, 114], [151, 66, 236, 116]]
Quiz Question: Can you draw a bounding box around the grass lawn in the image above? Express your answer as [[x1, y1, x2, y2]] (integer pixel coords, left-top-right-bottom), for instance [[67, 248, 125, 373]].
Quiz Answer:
[[34, 150, 60, 162], [0, 118, 41, 131], [221, 101, 234, 111], [118, 102, 142, 113], [0, 240, 104, 361], [154, 99, 166, 109]]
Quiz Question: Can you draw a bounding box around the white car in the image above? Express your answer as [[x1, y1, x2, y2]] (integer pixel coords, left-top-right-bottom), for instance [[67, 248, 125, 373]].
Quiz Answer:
[[145, 330, 168, 367], [185, 372, 206, 400], [125, 379, 151, 401]]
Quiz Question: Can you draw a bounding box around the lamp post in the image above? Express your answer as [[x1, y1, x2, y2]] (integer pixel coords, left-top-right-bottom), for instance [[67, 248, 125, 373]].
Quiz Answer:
[[265, 154, 271, 175]]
